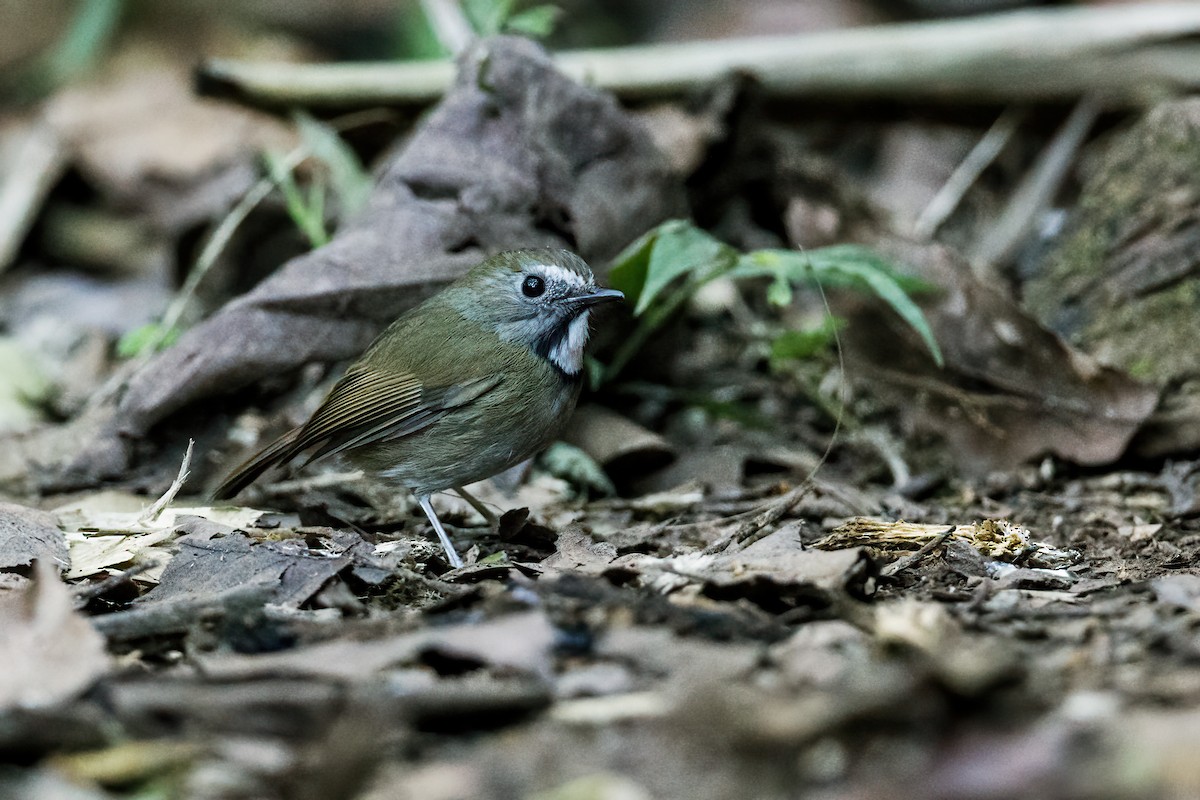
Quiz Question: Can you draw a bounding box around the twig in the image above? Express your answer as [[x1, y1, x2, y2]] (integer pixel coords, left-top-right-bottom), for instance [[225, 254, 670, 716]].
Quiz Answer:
[[970, 96, 1099, 269], [702, 482, 814, 555], [199, 5, 1200, 108], [0, 117, 67, 273], [880, 526, 956, 578], [72, 560, 159, 603], [914, 107, 1025, 240], [139, 439, 193, 523], [260, 470, 365, 496]]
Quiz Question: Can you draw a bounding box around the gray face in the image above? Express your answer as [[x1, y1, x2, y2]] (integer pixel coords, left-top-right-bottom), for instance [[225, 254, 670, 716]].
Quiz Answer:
[[458, 250, 611, 377]]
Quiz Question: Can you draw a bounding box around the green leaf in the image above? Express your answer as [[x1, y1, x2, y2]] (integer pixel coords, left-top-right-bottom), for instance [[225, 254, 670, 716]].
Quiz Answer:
[[845, 261, 942, 366], [42, 0, 124, 87], [769, 318, 844, 367], [602, 221, 739, 384], [766, 274, 793, 307], [539, 442, 616, 497], [504, 5, 561, 37], [733, 245, 935, 294], [463, 0, 516, 35], [117, 323, 181, 359], [608, 219, 735, 316], [393, 2, 451, 59], [294, 112, 372, 219], [606, 227, 657, 309], [733, 247, 943, 367]]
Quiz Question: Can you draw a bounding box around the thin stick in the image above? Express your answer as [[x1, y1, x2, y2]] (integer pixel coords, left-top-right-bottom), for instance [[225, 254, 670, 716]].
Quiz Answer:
[[699, 246, 851, 555], [454, 485, 500, 529], [72, 560, 159, 603], [89, 111, 389, 410], [914, 107, 1025, 240], [199, 5, 1200, 108], [260, 470, 365, 496], [139, 439, 193, 523], [880, 526, 956, 577], [0, 118, 67, 273], [160, 151, 305, 341], [970, 96, 1099, 269], [701, 482, 815, 555]]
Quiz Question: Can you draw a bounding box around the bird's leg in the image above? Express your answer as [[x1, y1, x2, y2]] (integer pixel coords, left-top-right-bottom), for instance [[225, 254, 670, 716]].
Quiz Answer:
[[418, 495, 464, 569], [454, 485, 500, 531]]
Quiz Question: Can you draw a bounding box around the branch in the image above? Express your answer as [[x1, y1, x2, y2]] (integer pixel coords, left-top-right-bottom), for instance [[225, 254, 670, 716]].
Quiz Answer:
[[199, 4, 1200, 108]]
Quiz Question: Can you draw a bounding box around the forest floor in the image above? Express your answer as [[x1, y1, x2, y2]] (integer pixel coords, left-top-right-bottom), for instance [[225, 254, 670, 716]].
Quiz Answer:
[[5, 4, 1200, 799]]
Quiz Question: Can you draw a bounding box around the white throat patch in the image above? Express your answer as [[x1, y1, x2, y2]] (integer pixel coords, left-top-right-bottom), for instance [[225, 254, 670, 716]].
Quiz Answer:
[[548, 310, 591, 375]]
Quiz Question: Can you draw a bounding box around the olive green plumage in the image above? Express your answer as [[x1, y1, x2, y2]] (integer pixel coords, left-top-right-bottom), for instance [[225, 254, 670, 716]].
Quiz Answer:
[[213, 249, 623, 567]]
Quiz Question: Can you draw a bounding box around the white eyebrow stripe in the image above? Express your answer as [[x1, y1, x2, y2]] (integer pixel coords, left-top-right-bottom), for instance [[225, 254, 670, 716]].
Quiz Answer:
[[534, 263, 587, 287]]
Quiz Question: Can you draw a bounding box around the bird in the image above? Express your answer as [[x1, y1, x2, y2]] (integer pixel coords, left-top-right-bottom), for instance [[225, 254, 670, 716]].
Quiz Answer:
[[212, 249, 624, 568]]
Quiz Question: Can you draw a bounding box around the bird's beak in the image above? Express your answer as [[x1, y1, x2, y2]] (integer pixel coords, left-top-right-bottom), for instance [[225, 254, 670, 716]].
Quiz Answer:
[[572, 288, 624, 307]]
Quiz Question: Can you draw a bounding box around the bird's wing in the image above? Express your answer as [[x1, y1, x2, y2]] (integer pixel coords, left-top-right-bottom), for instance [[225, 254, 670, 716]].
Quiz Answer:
[[211, 368, 500, 500], [297, 368, 501, 463]]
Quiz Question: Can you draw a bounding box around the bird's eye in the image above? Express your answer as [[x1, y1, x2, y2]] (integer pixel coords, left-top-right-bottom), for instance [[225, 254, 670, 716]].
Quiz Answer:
[[521, 275, 545, 298]]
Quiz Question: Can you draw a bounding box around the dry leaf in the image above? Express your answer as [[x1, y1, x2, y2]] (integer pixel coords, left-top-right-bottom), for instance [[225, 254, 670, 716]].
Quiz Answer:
[[55, 492, 275, 581], [0, 560, 108, 710], [0, 502, 68, 573], [842, 239, 1159, 472]]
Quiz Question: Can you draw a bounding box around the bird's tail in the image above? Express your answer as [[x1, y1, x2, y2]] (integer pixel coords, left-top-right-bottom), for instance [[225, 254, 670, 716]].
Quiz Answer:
[[211, 428, 303, 501]]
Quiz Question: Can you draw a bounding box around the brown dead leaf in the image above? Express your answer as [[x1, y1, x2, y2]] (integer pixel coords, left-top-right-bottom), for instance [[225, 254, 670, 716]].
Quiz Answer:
[[0, 502, 67, 573], [137, 525, 361, 609], [872, 599, 1020, 695], [842, 239, 1159, 472], [0, 560, 108, 710], [44, 49, 295, 205], [705, 525, 868, 593], [561, 405, 675, 485], [197, 610, 557, 683], [539, 528, 619, 575], [623, 527, 870, 609], [55, 492, 278, 581]]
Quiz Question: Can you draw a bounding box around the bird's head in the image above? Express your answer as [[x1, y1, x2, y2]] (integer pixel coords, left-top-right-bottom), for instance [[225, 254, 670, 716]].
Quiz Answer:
[[453, 249, 624, 376]]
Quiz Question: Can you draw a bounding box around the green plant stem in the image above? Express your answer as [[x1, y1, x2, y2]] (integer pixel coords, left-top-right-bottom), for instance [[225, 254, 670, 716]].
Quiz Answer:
[[601, 277, 698, 384]]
